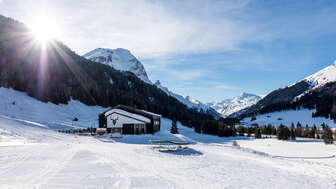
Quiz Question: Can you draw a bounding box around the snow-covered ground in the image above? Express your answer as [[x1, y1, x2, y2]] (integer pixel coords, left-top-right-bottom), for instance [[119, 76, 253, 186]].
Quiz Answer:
[[1, 87, 336, 188], [0, 87, 106, 130], [1, 115, 336, 188], [242, 108, 336, 127]]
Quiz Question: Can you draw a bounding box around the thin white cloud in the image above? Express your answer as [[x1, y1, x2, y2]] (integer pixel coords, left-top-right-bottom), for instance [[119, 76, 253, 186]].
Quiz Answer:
[[215, 84, 233, 89], [0, 0, 260, 58], [1, 0, 336, 59]]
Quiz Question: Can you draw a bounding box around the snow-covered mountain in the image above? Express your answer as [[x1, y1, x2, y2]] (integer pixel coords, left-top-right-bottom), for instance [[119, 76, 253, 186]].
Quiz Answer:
[[83, 48, 151, 83], [207, 93, 262, 117], [83, 48, 219, 118], [242, 60, 336, 121], [291, 61, 336, 99], [154, 80, 221, 118], [304, 61, 336, 88]]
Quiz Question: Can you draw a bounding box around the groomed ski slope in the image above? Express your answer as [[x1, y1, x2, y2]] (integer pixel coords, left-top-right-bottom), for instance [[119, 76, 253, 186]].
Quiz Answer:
[[1, 115, 336, 188]]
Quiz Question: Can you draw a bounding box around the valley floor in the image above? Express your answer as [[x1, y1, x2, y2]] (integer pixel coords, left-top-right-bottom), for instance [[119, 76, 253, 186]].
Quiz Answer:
[[1, 116, 336, 189]]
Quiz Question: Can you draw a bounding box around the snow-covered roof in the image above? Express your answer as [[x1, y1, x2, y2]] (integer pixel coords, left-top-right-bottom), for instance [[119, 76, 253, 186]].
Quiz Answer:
[[104, 108, 151, 123], [141, 110, 162, 117]]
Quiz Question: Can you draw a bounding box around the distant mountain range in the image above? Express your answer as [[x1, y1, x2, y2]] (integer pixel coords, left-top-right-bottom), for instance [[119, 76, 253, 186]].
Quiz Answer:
[[154, 80, 222, 118], [207, 93, 262, 117]]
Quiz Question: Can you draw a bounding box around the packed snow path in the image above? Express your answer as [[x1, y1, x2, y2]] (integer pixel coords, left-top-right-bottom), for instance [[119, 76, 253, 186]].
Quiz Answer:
[[1, 117, 336, 188]]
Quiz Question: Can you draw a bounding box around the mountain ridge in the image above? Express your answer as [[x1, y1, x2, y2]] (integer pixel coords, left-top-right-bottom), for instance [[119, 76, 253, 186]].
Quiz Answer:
[[241, 60, 336, 121], [154, 80, 222, 118], [207, 93, 261, 117], [83, 48, 221, 118], [83, 48, 151, 83], [0, 14, 216, 129]]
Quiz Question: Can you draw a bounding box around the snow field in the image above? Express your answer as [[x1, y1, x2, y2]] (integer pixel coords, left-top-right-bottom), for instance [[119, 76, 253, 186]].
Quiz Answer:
[[1, 115, 336, 188], [1, 87, 336, 188]]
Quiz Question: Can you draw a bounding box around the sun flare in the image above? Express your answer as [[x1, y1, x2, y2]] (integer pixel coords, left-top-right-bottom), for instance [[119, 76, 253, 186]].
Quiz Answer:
[[27, 16, 60, 43]]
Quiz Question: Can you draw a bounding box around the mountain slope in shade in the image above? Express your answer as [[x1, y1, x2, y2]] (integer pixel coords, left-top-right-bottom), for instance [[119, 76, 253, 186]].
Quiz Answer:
[[83, 48, 222, 118], [154, 80, 221, 118], [207, 93, 261, 117], [242, 60, 336, 120], [0, 14, 216, 129], [83, 48, 151, 83]]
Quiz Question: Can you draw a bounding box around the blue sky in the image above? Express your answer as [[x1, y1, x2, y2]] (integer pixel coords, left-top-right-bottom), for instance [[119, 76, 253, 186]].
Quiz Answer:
[[1, 0, 336, 102]]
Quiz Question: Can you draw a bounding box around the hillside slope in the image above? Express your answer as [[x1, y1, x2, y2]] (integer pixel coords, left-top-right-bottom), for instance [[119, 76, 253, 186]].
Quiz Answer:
[[241, 60, 336, 122], [0, 14, 214, 128], [83, 48, 220, 118], [154, 80, 221, 118]]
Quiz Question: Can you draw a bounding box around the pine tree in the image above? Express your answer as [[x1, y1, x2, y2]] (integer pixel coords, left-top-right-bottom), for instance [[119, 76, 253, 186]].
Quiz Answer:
[[254, 126, 262, 138], [303, 125, 310, 138], [170, 119, 179, 134], [310, 125, 317, 138], [290, 125, 296, 140], [237, 126, 245, 136], [247, 127, 252, 137], [322, 125, 333, 144], [271, 126, 277, 136], [277, 124, 290, 140]]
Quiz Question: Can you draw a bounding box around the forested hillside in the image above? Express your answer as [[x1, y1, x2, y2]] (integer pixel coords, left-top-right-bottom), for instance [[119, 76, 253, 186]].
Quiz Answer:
[[0, 15, 216, 128]]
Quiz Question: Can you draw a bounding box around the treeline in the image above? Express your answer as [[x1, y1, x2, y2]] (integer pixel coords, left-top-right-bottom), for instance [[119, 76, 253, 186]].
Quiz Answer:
[[237, 122, 335, 144], [193, 118, 240, 137], [59, 127, 96, 135]]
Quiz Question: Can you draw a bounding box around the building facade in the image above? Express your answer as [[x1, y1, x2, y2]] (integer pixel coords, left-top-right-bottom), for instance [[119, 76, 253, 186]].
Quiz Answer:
[[98, 105, 161, 135]]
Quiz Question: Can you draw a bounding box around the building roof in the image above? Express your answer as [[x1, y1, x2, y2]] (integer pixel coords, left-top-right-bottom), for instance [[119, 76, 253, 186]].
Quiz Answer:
[[100, 105, 161, 120], [141, 110, 162, 117], [104, 108, 151, 123]]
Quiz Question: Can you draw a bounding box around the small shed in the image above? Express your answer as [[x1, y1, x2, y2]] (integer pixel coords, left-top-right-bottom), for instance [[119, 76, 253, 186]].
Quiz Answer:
[[98, 105, 161, 135]]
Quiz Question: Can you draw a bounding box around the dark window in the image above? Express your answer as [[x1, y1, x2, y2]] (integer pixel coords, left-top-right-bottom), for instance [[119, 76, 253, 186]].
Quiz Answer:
[[123, 124, 134, 134]]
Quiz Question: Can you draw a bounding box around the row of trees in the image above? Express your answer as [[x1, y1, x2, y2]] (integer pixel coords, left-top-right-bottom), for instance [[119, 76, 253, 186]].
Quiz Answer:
[[58, 127, 96, 135], [236, 122, 335, 144]]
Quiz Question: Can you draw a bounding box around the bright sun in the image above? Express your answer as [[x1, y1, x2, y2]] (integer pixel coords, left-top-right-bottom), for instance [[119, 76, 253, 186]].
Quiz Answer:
[[28, 16, 60, 43]]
